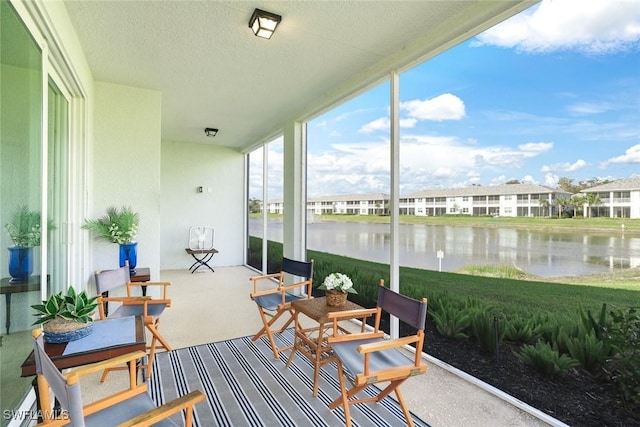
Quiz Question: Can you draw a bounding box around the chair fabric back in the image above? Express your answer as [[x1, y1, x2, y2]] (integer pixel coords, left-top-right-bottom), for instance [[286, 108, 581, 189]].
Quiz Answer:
[[95, 265, 130, 294], [281, 257, 313, 280], [377, 285, 428, 330], [33, 333, 86, 426]]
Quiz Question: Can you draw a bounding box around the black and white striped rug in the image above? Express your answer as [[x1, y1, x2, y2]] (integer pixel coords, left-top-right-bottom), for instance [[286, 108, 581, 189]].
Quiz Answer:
[[149, 329, 431, 426]]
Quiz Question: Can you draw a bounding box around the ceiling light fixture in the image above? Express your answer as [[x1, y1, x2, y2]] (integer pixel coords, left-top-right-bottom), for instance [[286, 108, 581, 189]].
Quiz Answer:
[[248, 8, 281, 39], [204, 128, 218, 137]]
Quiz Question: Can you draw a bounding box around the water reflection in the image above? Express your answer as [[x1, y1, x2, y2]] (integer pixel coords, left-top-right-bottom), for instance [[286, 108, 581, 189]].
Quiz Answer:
[[249, 219, 640, 277]]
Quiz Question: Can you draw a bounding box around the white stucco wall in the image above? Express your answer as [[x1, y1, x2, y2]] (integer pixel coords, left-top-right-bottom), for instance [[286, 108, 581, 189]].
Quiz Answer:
[[160, 140, 245, 269], [90, 82, 162, 278]]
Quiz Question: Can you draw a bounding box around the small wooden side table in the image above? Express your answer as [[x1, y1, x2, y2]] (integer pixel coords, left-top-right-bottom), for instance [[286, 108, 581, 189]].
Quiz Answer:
[[1, 276, 45, 335], [184, 248, 218, 273], [288, 297, 367, 396]]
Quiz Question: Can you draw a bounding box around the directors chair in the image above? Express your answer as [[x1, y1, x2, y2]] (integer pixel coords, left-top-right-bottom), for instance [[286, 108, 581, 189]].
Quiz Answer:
[[31, 329, 205, 426], [250, 257, 313, 359], [95, 264, 172, 381], [327, 280, 428, 427]]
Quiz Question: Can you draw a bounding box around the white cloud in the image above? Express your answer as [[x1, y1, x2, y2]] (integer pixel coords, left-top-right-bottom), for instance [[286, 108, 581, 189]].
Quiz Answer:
[[600, 144, 640, 167], [541, 159, 588, 172], [544, 173, 559, 187], [474, 0, 640, 55], [400, 93, 466, 121], [359, 117, 389, 133], [518, 142, 554, 155], [358, 117, 419, 133], [567, 102, 614, 115]]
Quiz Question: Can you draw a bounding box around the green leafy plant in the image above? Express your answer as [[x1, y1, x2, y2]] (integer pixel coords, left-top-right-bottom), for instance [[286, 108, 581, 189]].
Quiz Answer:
[[504, 316, 543, 344], [564, 331, 609, 373], [430, 298, 470, 339], [516, 341, 579, 376], [4, 205, 55, 247], [603, 307, 640, 410], [469, 308, 505, 356], [82, 206, 139, 244], [31, 286, 98, 325]]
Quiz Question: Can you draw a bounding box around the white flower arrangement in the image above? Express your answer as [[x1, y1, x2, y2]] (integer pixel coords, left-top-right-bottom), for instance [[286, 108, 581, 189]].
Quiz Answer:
[[318, 272, 357, 294]]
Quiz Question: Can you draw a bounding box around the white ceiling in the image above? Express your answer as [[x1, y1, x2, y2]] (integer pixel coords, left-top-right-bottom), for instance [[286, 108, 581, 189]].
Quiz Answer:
[[63, 1, 535, 152]]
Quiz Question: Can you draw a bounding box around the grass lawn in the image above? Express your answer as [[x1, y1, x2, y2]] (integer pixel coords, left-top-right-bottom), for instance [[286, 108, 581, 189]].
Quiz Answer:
[[308, 249, 639, 321]]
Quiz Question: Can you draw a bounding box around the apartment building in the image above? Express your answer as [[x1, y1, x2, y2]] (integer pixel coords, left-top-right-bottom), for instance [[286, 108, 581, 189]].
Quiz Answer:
[[266, 184, 578, 217], [402, 184, 572, 217], [580, 177, 640, 219]]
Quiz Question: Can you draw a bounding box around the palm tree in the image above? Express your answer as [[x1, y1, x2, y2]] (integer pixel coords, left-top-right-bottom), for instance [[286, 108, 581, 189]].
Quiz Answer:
[[584, 193, 602, 218], [570, 194, 586, 218], [538, 198, 550, 217], [555, 197, 570, 218]]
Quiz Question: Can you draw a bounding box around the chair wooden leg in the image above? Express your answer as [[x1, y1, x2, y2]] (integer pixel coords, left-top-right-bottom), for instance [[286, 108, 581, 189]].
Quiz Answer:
[[146, 324, 172, 352], [330, 360, 352, 427], [394, 387, 415, 427], [252, 308, 286, 359], [146, 334, 158, 380]]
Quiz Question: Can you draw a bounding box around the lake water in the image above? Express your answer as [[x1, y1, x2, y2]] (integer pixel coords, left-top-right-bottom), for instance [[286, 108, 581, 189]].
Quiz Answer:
[[249, 219, 640, 277]]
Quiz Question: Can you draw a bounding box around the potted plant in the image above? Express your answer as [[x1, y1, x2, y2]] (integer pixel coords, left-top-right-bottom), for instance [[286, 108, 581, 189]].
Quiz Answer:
[[31, 286, 99, 343], [82, 206, 139, 273], [318, 272, 357, 306], [4, 205, 55, 283]]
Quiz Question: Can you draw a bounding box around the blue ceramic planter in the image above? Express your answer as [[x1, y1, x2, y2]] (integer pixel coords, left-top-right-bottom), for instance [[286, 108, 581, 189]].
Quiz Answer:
[[119, 242, 138, 274], [8, 246, 33, 283]]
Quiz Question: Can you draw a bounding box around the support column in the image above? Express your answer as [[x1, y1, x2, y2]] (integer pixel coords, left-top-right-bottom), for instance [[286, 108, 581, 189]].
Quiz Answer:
[[390, 71, 400, 339], [282, 121, 306, 262]]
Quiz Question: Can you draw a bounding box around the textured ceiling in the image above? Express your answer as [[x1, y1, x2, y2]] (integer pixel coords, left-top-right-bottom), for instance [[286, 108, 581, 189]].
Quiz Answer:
[[63, 1, 535, 151]]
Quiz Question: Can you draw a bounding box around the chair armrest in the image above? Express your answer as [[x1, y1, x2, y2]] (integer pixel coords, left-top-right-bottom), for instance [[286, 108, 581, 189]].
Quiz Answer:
[[357, 335, 419, 354], [117, 390, 206, 427], [250, 287, 283, 298], [128, 281, 171, 287], [64, 351, 146, 381], [127, 281, 171, 299], [250, 272, 283, 295], [102, 296, 152, 303], [250, 272, 283, 282]]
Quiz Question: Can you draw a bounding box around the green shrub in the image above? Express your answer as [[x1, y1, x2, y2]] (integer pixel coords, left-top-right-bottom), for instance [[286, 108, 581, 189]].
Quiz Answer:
[[504, 316, 543, 344], [516, 341, 579, 376], [430, 298, 470, 339], [603, 307, 640, 410], [469, 308, 505, 355], [564, 331, 609, 373]]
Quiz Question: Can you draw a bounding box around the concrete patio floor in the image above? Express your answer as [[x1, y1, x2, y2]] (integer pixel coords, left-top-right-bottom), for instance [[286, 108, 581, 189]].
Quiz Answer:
[[80, 266, 566, 427]]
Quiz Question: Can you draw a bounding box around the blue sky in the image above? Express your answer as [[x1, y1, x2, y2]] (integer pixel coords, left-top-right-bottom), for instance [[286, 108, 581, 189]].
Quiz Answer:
[[253, 0, 640, 199]]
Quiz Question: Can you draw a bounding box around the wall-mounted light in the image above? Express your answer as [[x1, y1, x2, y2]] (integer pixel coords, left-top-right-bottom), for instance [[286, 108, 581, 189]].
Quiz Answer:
[[204, 128, 218, 137], [248, 8, 281, 39]]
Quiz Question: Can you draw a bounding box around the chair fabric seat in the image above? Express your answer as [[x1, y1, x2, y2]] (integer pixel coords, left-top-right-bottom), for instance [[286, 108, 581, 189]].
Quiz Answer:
[[111, 303, 166, 319], [85, 393, 179, 427], [331, 337, 413, 378], [253, 292, 302, 312]]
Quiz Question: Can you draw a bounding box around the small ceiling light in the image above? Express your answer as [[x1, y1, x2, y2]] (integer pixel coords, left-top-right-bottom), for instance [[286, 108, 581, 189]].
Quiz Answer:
[[204, 128, 218, 137], [248, 8, 281, 39]]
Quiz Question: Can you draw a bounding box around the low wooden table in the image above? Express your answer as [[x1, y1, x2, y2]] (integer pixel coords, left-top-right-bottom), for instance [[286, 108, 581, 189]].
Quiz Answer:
[[288, 297, 367, 396], [21, 315, 146, 377]]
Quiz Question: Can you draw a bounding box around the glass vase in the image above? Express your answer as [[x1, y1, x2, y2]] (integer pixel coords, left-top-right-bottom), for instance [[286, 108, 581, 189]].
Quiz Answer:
[[119, 242, 138, 274], [8, 246, 33, 283]]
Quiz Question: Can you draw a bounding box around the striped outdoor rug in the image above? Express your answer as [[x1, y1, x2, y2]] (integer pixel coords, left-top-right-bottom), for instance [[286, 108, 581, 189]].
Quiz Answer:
[[149, 329, 431, 426]]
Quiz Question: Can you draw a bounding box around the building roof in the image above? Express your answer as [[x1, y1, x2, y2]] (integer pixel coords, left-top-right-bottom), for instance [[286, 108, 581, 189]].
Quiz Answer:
[[581, 177, 640, 193], [309, 193, 390, 203], [404, 183, 570, 198]]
